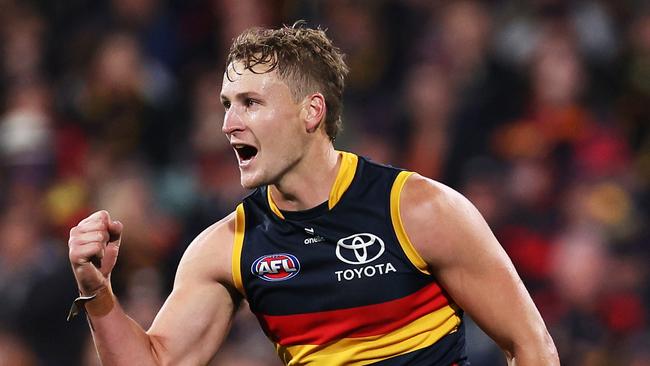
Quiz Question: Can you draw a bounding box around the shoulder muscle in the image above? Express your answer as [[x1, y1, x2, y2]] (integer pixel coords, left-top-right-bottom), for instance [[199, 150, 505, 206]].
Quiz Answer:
[[399, 173, 503, 272], [175, 211, 237, 288]]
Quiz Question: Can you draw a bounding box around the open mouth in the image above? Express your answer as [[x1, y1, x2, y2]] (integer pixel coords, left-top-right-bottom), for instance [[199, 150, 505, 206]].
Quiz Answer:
[[233, 144, 258, 164]]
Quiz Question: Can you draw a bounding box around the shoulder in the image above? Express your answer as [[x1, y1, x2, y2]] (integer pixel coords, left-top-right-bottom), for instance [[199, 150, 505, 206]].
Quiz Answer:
[[399, 173, 470, 222], [399, 173, 494, 270], [176, 211, 238, 287]]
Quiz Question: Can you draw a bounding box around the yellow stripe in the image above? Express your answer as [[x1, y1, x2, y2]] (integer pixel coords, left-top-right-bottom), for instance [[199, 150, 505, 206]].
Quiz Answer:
[[266, 151, 358, 218], [267, 188, 286, 219], [231, 204, 246, 295], [277, 305, 461, 365], [329, 151, 358, 209], [390, 171, 431, 275]]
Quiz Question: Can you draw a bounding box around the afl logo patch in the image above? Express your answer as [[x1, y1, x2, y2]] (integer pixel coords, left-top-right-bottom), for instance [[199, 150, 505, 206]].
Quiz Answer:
[[251, 253, 300, 281]]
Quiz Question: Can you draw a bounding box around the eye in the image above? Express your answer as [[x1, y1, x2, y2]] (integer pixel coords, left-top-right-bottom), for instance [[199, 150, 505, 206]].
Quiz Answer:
[[222, 100, 231, 110], [245, 98, 258, 107]]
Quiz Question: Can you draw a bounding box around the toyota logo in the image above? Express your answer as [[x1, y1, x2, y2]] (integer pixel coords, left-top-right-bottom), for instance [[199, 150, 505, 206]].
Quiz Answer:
[[336, 233, 385, 265]]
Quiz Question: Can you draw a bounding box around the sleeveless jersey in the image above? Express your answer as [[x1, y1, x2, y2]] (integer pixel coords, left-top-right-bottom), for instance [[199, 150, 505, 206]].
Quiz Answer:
[[232, 152, 467, 365]]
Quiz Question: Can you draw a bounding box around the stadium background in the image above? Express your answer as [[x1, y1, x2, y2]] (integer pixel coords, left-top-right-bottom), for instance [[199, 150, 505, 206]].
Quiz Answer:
[[0, 0, 648, 364]]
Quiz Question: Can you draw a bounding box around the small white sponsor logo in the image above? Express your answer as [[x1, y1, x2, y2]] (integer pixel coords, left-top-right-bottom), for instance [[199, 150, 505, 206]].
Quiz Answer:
[[336, 233, 385, 265], [304, 227, 315, 235], [335, 262, 397, 282], [333, 233, 395, 282], [304, 236, 326, 244]]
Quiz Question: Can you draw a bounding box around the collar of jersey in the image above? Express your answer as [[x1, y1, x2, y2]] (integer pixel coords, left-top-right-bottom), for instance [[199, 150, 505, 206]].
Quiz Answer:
[[267, 151, 359, 220]]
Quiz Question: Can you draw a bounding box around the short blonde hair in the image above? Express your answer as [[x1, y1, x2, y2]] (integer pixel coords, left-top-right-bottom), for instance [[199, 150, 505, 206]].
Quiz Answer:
[[226, 22, 349, 140]]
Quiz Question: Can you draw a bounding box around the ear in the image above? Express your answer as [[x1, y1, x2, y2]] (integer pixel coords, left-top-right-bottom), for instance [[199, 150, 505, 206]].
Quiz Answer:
[[302, 93, 326, 133]]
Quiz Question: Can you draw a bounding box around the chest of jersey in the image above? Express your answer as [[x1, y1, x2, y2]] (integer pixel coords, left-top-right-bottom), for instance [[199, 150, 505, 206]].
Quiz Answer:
[[241, 188, 432, 316], [233, 154, 464, 365]]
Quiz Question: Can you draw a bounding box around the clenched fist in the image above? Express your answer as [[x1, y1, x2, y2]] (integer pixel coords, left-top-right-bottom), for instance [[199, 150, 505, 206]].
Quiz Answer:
[[68, 210, 123, 295]]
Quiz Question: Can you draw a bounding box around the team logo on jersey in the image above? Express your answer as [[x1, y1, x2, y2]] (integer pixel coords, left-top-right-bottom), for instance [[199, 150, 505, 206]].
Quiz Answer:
[[336, 233, 385, 265], [251, 253, 300, 281]]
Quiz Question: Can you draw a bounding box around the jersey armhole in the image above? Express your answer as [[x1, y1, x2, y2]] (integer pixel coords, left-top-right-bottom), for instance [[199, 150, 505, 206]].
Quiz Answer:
[[231, 203, 246, 296], [390, 171, 432, 276]]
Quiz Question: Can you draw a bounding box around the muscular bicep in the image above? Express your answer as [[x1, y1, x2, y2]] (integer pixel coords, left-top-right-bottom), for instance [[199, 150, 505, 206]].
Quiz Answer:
[[428, 224, 535, 354], [400, 175, 551, 356], [146, 216, 241, 365]]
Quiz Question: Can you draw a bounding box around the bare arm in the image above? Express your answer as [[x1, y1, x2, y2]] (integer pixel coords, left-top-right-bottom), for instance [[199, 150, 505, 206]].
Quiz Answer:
[[68, 210, 241, 365], [399, 175, 558, 365]]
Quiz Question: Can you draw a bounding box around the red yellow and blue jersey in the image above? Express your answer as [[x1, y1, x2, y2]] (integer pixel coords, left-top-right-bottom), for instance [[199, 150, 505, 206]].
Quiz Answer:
[[232, 151, 467, 365]]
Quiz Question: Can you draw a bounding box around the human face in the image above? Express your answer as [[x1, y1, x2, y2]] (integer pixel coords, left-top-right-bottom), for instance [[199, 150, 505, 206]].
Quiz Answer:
[[220, 62, 307, 189]]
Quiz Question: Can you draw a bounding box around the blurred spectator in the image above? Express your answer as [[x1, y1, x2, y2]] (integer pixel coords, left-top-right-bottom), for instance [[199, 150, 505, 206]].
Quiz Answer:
[[72, 31, 173, 166], [398, 63, 454, 179], [0, 82, 53, 171], [0, 201, 85, 364], [0, 5, 45, 84]]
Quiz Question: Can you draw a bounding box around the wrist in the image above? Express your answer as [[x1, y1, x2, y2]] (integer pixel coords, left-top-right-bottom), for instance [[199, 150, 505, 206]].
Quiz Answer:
[[85, 286, 115, 317], [67, 286, 116, 321]]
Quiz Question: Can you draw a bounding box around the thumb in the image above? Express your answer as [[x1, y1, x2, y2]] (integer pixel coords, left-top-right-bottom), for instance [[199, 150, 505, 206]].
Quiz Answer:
[[107, 220, 123, 244], [101, 221, 123, 277]]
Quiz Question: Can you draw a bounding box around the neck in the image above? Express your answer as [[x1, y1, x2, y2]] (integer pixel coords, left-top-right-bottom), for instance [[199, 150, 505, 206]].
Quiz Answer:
[[269, 142, 340, 211]]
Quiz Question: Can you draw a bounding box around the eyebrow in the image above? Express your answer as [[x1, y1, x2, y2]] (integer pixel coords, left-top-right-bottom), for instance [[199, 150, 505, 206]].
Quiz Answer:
[[220, 91, 262, 103]]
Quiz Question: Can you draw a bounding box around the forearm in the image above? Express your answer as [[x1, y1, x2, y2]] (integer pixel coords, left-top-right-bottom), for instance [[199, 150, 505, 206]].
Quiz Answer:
[[504, 334, 559, 366], [85, 292, 162, 366], [68, 211, 240, 365], [506, 352, 559, 366]]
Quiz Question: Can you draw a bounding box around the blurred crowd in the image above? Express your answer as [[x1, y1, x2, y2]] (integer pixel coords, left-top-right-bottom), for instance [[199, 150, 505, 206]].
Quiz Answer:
[[0, 0, 648, 365]]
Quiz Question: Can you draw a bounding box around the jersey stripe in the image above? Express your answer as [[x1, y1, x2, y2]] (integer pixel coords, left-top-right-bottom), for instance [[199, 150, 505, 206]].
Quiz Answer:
[[267, 188, 286, 219], [390, 171, 431, 275], [329, 151, 358, 209], [258, 282, 449, 346], [266, 151, 358, 219], [232, 203, 246, 295], [276, 305, 461, 365]]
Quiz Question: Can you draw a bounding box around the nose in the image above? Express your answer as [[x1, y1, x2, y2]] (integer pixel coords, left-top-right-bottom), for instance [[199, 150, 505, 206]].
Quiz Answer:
[[222, 106, 245, 135]]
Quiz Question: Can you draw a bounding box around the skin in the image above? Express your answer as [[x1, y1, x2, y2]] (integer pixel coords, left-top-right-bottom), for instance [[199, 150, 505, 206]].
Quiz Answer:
[[400, 176, 559, 364], [68, 61, 559, 365]]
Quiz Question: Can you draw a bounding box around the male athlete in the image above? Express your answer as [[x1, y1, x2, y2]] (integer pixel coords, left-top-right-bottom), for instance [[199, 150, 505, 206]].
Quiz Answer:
[[67, 24, 559, 365]]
